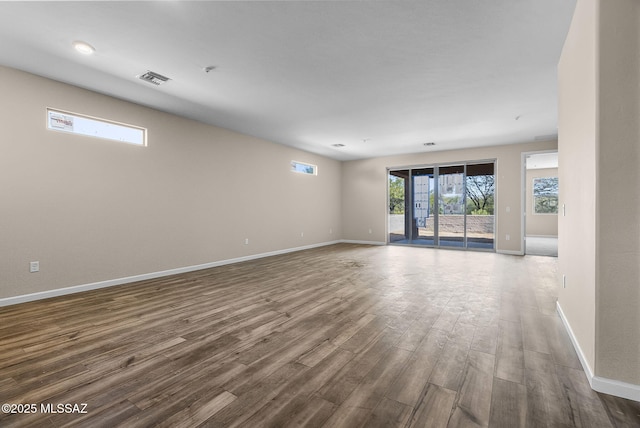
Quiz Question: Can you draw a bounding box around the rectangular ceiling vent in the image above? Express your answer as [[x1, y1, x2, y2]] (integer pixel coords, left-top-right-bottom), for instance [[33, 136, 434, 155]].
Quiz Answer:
[[138, 70, 171, 86]]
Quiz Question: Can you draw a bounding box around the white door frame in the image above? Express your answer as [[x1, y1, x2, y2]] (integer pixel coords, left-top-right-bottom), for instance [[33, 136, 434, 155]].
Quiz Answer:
[[520, 149, 558, 255]]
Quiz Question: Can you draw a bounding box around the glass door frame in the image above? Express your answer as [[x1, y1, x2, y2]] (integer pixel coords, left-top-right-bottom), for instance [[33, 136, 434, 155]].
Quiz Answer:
[[411, 167, 437, 246], [437, 164, 467, 248], [387, 159, 496, 251]]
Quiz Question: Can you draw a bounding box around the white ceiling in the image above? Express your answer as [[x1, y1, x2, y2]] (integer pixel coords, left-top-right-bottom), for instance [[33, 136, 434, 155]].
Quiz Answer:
[[0, 1, 576, 161]]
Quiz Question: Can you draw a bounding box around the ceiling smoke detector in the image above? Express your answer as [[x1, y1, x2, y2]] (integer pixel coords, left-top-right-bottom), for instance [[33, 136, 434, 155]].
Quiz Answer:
[[138, 70, 171, 86]]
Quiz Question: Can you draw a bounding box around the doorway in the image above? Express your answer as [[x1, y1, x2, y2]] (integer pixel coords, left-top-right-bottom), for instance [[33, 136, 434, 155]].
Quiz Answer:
[[388, 161, 495, 250], [523, 151, 558, 257]]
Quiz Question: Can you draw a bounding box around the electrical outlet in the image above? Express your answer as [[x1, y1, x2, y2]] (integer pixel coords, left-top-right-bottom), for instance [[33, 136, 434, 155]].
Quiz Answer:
[[29, 261, 39, 273], [329, 228, 332, 234], [368, 228, 372, 234], [244, 238, 249, 245], [505, 234, 510, 241]]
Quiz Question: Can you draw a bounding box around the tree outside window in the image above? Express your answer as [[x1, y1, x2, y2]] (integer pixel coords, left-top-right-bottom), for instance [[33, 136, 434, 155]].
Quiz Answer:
[[466, 174, 495, 215], [533, 177, 559, 214], [389, 176, 405, 214]]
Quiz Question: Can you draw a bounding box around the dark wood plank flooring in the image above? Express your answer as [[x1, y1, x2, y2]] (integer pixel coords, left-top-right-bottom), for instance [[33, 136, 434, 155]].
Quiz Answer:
[[0, 244, 638, 427]]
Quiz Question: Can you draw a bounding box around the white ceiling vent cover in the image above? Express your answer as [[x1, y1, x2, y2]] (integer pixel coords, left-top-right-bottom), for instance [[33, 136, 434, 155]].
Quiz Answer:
[[138, 70, 171, 86]]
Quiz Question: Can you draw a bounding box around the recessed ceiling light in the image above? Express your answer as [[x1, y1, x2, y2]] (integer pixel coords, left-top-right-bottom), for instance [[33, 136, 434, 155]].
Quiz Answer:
[[424, 142, 436, 146], [72, 41, 95, 55], [332, 144, 345, 147]]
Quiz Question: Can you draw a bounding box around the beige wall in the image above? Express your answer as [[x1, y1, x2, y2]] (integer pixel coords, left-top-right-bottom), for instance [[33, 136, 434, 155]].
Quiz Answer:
[[558, 0, 597, 377], [526, 167, 558, 236], [596, 0, 640, 385], [559, 0, 640, 390], [0, 66, 342, 300], [0, 65, 558, 303], [342, 140, 558, 253]]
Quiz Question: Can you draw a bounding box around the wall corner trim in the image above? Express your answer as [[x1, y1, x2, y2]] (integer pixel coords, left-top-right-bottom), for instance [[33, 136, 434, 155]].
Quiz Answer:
[[0, 240, 345, 308], [556, 301, 640, 402]]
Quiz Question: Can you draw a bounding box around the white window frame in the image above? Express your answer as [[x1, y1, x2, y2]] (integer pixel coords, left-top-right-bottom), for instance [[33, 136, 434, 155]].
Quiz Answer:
[[291, 160, 317, 175], [47, 108, 147, 146]]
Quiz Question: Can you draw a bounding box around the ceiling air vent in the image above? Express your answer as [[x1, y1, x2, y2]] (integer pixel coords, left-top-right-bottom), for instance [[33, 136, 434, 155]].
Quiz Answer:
[[138, 70, 171, 86]]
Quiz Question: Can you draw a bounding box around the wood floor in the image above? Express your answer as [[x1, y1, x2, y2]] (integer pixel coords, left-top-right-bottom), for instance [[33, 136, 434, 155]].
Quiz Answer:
[[0, 244, 638, 427]]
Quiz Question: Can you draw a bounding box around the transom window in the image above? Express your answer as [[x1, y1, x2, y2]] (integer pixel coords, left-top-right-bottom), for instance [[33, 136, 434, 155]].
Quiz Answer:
[[47, 108, 146, 146], [291, 161, 317, 175]]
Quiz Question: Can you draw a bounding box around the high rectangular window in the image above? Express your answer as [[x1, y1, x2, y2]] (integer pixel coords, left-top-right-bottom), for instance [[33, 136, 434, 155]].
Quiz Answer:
[[291, 161, 317, 175], [47, 108, 146, 146]]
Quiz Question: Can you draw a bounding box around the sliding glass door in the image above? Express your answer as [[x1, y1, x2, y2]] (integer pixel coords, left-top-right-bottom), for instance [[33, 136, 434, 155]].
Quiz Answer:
[[388, 161, 495, 250], [438, 165, 466, 247], [412, 168, 436, 245], [388, 170, 409, 243], [466, 163, 495, 249]]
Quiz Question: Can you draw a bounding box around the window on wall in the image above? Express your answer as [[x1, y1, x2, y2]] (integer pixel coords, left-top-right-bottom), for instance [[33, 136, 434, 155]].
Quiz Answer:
[[47, 108, 146, 146], [291, 161, 317, 175], [533, 177, 559, 214]]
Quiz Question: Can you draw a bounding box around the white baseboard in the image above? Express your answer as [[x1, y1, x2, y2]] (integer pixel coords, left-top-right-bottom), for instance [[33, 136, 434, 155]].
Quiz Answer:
[[340, 239, 386, 246], [556, 301, 640, 401], [0, 240, 345, 308], [591, 376, 640, 402], [497, 249, 524, 256], [556, 302, 596, 380]]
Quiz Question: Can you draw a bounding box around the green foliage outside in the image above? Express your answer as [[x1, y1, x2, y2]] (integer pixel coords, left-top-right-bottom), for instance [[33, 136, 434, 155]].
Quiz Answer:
[[389, 173, 496, 216], [389, 176, 405, 214], [470, 208, 490, 215], [533, 177, 559, 214], [466, 175, 494, 215]]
